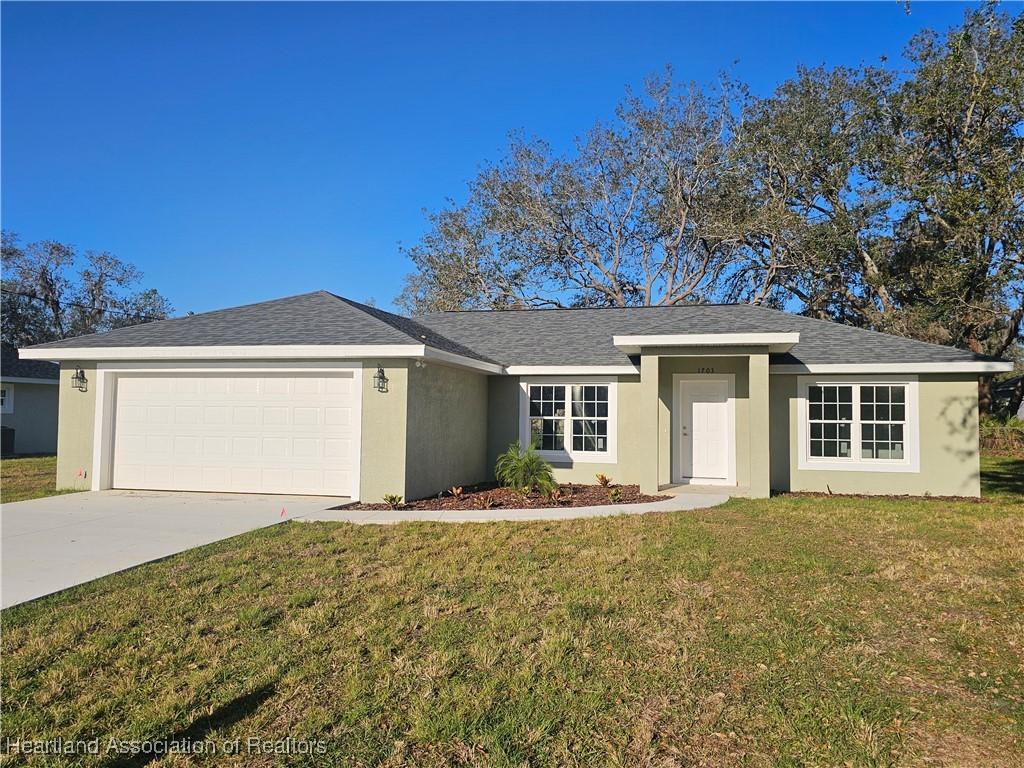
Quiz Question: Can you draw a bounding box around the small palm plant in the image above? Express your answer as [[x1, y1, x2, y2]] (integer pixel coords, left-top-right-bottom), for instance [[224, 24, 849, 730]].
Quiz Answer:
[[495, 442, 557, 495], [382, 493, 403, 510]]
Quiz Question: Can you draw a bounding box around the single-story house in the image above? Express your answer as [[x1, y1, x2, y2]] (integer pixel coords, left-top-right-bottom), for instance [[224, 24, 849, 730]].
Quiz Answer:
[[1, 344, 59, 456], [20, 291, 1012, 500]]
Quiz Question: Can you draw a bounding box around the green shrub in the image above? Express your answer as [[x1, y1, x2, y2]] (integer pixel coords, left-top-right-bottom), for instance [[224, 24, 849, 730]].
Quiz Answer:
[[495, 443, 557, 495], [382, 493, 404, 509], [980, 415, 1024, 456]]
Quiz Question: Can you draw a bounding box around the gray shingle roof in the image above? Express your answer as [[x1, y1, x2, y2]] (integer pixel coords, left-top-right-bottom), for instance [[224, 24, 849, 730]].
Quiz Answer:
[[415, 303, 1003, 367], [1, 345, 59, 380], [23, 291, 1004, 369], [25, 291, 496, 363]]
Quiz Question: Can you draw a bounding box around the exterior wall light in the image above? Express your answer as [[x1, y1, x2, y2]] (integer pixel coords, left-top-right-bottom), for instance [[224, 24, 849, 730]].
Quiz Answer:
[[71, 368, 89, 392], [373, 366, 389, 393]]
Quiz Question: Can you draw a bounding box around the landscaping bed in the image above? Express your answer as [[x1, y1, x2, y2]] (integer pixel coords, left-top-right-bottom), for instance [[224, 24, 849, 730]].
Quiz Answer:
[[351, 482, 668, 511]]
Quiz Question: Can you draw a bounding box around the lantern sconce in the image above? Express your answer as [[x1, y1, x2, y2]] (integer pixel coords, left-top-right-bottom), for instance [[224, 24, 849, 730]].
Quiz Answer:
[[373, 366, 389, 393], [71, 368, 89, 392]]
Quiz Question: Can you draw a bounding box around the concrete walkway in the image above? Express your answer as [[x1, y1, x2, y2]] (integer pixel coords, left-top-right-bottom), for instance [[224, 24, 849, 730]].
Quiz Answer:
[[297, 492, 730, 524]]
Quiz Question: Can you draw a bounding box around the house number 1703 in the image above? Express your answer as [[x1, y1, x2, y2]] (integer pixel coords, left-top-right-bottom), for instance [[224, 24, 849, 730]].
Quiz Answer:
[[697, 367, 715, 374]]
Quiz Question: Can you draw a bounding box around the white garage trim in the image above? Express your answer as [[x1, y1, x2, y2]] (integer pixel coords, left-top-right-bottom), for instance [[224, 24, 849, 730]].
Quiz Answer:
[[91, 362, 362, 500]]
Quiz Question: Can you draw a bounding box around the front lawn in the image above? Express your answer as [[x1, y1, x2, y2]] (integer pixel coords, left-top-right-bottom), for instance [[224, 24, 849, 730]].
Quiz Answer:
[[0, 455, 76, 504], [1, 461, 1021, 766]]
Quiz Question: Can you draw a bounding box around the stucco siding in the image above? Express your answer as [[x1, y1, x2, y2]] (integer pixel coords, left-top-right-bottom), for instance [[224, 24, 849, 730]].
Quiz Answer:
[[486, 376, 520, 477], [487, 374, 647, 486], [55, 363, 97, 490], [358, 361, 409, 503], [490, 363, 762, 491], [1, 381, 59, 454], [404, 363, 489, 501], [770, 374, 981, 496]]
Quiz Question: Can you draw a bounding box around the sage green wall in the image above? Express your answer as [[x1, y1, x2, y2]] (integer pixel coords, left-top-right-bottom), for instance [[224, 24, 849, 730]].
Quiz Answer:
[[487, 376, 519, 475], [770, 374, 981, 497], [1, 381, 59, 454], [405, 362, 489, 501], [55, 363, 96, 490], [486, 374, 646, 485], [359, 361, 409, 503], [488, 361, 769, 495]]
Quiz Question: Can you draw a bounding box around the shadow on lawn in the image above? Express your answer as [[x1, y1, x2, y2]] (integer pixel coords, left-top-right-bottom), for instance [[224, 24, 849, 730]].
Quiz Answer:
[[982, 457, 1024, 498], [103, 684, 276, 767]]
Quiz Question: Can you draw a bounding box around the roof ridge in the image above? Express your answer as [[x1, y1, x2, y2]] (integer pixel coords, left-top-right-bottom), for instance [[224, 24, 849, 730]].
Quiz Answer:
[[330, 294, 433, 346], [334, 294, 502, 364], [416, 302, 734, 317]]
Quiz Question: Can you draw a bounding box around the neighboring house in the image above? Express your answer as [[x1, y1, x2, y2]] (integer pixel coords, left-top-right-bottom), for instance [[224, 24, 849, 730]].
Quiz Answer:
[[1, 344, 59, 456], [993, 375, 1024, 419], [20, 291, 1012, 500]]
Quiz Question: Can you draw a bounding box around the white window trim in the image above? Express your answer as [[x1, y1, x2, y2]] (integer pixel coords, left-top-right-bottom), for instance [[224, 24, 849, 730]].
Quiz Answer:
[[0, 384, 13, 414], [796, 375, 920, 473], [518, 377, 618, 464]]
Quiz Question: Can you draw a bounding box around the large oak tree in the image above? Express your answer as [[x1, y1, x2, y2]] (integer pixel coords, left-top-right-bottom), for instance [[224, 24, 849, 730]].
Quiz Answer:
[[1, 232, 173, 348]]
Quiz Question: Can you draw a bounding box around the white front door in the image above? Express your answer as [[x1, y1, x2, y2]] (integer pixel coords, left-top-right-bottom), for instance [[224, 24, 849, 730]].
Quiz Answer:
[[679, 378, 731, 483]]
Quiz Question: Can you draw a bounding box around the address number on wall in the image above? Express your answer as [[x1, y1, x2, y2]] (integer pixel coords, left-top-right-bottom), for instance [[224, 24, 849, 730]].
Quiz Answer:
[[697, 367, 715, 374]]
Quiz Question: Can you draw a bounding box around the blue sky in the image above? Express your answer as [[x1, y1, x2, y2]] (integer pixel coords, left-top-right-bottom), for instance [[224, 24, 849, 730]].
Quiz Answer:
[[2, 1, 976, 315]]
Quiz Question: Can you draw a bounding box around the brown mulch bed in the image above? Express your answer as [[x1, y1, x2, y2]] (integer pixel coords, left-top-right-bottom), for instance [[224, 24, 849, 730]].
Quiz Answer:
[[351, 483, 668, 511]]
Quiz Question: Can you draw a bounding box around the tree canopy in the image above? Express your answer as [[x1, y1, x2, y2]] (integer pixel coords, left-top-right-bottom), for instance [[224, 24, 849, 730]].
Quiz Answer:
[[399, 5, 1023, 368]]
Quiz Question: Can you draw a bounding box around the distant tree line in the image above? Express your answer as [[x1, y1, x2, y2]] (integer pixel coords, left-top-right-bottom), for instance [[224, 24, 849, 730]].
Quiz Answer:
[[1, 232, 173, 348], [399, 5, 1023, 403]]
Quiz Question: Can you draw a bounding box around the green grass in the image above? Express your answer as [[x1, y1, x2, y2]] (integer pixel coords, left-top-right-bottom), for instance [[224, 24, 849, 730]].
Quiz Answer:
[[1, 459, 1021, 766], [981, 453, 1024, 499], [0, 455, 77, 504]]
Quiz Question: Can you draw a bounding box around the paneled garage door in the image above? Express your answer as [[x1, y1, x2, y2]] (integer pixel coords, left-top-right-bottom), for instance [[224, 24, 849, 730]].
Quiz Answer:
[[112, 373, 358, 496]]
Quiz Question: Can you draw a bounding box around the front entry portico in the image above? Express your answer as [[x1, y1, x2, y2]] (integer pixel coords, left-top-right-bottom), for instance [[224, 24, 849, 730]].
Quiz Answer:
[[618, 332, 797, 499]]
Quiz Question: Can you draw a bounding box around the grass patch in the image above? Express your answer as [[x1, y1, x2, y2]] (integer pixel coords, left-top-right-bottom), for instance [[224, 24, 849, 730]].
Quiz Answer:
[[981, 454, 1024, 499], [1, 460, 1021, 765], [0, 455, 77, 504]]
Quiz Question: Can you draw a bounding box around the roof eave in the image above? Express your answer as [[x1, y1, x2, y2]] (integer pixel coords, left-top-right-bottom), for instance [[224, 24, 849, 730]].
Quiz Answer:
[[19, 344, 505, 374], [613, 332, 800, 354], [769, 361, 1014, 374]]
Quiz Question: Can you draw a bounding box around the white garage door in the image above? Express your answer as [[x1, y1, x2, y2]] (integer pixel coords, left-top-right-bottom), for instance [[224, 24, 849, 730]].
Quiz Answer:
[[112, 373, 358, 496]]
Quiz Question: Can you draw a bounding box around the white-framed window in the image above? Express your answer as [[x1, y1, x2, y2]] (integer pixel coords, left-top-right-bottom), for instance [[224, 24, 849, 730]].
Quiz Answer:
[[797, 376, 919, 473], [518, 378, 617, 463], [0, 385, 12, 414]]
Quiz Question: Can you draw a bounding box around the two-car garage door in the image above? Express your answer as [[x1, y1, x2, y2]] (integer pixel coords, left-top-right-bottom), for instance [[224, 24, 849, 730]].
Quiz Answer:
[[112, 373, 358, 497]]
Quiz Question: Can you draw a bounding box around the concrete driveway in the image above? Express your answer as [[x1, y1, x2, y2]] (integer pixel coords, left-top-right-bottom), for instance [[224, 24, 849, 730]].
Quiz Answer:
[[1, 490, 345, 608]]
